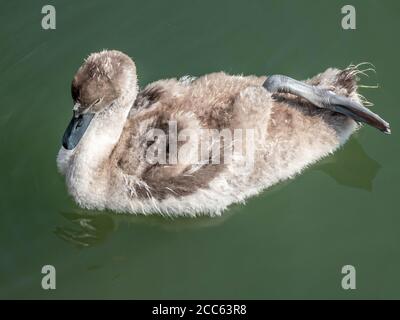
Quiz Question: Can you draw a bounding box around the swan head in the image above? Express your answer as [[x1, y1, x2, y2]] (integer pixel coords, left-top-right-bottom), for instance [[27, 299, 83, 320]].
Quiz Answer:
[[62, 50, 138, 150]]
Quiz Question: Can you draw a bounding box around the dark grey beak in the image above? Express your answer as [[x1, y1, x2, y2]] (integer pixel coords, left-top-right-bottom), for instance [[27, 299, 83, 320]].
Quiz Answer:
[[62, 112, 95, 150]]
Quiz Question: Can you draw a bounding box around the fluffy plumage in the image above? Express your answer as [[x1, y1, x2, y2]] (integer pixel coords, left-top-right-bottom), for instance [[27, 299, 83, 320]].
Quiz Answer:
[[57, 50, 382, 216]]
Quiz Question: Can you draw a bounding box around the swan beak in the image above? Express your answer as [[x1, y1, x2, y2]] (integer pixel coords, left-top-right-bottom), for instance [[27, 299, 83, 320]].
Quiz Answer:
[[62, 112, 95, 150]]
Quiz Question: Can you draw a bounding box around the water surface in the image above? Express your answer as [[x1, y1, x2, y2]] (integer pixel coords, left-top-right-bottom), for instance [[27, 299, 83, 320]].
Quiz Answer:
[[0, 0, 399, 299]]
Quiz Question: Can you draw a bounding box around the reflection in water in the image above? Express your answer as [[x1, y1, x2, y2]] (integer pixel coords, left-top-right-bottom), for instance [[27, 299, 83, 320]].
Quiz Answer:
[[55, 211, 116, 247], [315, 137, 381, 191], [55, 207, 235, 248]]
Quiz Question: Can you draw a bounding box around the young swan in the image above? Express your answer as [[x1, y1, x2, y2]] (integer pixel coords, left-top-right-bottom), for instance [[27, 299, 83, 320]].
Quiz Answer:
[[57, 50, 390, 217]]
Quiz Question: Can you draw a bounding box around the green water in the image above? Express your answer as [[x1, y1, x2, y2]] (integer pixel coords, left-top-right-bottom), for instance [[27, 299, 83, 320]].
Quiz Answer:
[[1, 0, 399, 299]]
